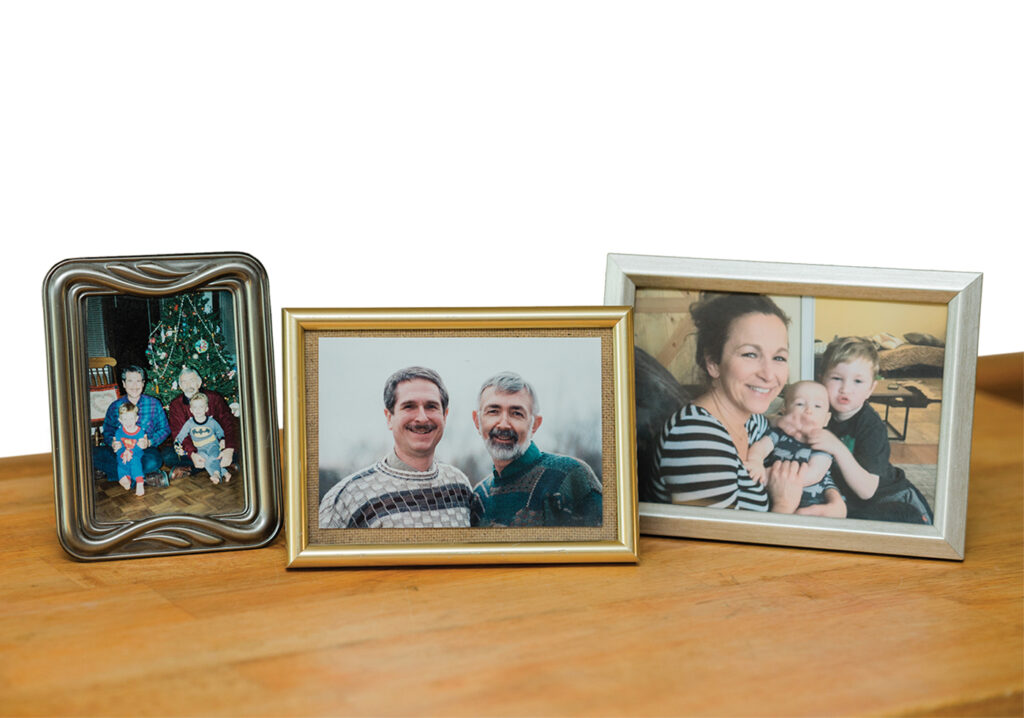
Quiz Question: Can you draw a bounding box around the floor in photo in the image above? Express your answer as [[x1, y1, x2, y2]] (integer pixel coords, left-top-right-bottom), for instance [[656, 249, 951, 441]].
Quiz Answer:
[[877, 377, 943, 512], [94, 468, 245, 522]]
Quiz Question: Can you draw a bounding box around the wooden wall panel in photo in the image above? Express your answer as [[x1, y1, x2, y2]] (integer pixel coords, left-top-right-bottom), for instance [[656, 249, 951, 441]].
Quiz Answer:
[[633, 289, 702, 385]]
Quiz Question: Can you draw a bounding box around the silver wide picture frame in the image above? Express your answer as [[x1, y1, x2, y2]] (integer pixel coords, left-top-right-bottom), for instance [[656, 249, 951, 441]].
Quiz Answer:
[[605, 253, 982, 560], [43, 253, 282, 560]]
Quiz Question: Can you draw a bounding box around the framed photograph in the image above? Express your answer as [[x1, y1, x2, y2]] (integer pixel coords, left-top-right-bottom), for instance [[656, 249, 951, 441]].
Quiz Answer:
[[43, 253, 282, 560], [282, 307, 638, 567], [605, 254, 982, 560]]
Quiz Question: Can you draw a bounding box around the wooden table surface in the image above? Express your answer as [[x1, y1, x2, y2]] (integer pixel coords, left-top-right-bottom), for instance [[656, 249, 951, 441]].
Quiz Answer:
[[2, 386, 1021, 717]]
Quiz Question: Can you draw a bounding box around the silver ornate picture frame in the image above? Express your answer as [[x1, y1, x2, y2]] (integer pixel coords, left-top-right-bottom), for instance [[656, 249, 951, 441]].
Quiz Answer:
[[605, 254, 982, 560], [43, 253, 282, 560]]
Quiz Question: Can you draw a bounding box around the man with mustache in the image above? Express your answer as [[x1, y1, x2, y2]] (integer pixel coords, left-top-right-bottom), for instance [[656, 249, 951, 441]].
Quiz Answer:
[[319, 366, 479, 529], [472, 371, 602, 527]]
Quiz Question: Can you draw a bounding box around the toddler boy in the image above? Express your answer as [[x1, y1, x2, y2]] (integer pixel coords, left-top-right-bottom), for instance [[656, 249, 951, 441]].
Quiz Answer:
[[112, 402, 147, 497], [173, 392, 230, 484], [799, 338, 933, 524]]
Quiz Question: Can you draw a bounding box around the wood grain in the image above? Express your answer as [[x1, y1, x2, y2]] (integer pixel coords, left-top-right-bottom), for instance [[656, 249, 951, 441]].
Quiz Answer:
[[1, 388, 1021, 717], [977, 353, 1023, 404]]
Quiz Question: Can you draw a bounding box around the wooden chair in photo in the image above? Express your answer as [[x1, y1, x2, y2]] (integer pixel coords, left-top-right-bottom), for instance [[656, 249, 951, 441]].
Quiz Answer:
[[87, 357, 120, 446]]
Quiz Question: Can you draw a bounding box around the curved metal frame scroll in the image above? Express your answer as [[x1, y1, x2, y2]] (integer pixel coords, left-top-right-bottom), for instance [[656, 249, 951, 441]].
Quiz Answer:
[[43, 253, 282, 560]]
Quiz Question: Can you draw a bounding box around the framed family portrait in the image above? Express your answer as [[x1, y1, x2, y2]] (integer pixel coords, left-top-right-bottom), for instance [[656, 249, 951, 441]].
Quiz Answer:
[[282, 307, 638, 567], [43, 253, 282, 560], [605, 253, 982, 560]]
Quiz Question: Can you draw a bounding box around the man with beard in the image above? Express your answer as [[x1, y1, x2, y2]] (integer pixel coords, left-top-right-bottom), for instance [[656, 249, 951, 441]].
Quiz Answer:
[[319, 367, 479, 529], [164, 367, 240, 481], [472, 371, 602, 527]]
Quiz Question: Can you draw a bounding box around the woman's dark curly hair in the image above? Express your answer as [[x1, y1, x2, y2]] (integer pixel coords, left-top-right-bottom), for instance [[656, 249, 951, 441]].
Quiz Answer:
[[690, 292, 790, 382]]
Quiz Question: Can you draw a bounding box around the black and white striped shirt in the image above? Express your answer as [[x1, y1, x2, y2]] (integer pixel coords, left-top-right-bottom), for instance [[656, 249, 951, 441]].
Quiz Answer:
[[653, 404, 770, 511]]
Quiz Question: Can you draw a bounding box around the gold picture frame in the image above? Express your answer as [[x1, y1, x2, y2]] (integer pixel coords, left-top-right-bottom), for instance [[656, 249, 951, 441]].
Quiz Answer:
[[43, 253, 282, 560], [605, 253, 982, 560], [282, 307, 638, 567]]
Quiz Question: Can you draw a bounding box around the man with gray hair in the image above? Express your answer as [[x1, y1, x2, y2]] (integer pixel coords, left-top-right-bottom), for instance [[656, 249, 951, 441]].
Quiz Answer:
[[472, 371, 602, 527], [319, 366, 479, 529], [164, 366, 239, 481]]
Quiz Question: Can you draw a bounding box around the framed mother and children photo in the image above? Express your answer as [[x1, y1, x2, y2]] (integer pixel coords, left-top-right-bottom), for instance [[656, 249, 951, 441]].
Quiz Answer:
[[605, 253, 982, 559], [43, 253, 281, 560]]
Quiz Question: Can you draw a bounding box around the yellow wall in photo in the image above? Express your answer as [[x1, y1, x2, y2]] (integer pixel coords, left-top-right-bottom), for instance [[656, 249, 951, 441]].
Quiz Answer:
[[815, 298, 947, 343]]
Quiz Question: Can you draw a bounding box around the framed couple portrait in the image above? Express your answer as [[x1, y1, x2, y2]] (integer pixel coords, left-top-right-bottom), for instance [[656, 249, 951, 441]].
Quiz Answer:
[[43, 253, 282, 560], [605, 253, 982, 560], [282, 307, 639, 567]]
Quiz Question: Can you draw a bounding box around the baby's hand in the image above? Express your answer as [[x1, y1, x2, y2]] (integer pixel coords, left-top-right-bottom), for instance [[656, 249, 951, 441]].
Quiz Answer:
[[775, 411, 802, 440], [112, 439, 122, 452], [743, 459, 767, 484], [174, 442, 185, 456]]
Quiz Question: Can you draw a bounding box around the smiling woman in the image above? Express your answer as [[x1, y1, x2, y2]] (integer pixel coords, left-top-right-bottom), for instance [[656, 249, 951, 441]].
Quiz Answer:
[[653, 293, 803, 512]]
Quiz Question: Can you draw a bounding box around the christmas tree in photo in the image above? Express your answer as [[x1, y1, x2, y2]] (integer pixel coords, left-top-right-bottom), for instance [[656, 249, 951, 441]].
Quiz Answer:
[[145, 292, 239, 414]]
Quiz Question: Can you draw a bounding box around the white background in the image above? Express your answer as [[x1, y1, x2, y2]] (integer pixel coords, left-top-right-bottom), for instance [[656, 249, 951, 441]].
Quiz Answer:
[[2, 2, 1020, 458]]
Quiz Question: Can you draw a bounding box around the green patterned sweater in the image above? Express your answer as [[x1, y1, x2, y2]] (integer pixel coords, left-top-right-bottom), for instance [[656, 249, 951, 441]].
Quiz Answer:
[[474, 442, 602, 527]]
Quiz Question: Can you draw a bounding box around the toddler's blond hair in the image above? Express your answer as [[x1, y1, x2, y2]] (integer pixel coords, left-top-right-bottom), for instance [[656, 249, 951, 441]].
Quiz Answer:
[[819, 337, 880, 378]]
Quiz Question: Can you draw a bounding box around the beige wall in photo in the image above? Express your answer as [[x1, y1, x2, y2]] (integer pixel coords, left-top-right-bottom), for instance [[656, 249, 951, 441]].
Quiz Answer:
[[815, 298, 947, 343]]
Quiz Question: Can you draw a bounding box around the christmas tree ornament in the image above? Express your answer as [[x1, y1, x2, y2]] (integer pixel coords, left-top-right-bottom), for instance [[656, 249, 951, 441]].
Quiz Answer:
[[144, 291, 239, 410]]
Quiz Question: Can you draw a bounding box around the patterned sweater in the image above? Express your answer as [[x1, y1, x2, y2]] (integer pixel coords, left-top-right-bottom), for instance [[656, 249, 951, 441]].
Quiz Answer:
[[318, 450, 479, 529], [474, 442, 602, 527]]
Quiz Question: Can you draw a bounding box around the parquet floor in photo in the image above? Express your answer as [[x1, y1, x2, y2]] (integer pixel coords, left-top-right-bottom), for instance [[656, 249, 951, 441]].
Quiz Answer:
[[94, 468, 245, 521]]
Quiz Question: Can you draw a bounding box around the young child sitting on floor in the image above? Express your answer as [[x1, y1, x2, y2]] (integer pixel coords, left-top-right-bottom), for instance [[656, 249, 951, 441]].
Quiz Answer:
[[745, 380, 846, 518], [173, 392, 230, 484], [112, 402, 148, 497]]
